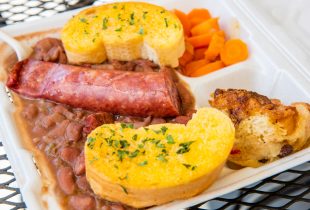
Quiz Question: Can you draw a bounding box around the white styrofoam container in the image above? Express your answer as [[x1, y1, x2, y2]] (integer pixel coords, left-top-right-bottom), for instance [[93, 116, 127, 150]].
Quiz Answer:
[[0, 0, 310, 209]]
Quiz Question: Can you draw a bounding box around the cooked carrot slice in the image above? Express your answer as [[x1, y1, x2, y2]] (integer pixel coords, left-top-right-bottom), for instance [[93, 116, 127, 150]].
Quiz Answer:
[[173, 9, 192, 37], [191, 18, 219, 36], [179, 42, 194, 67], [186, 33, 213, 48], [184, 59, 209, 75], [187, 8, 211, 26], [205, 31, 225, 61], [194, 47, 208, 60], [220, 39, 248, 66], [190, 61, 224, 77]]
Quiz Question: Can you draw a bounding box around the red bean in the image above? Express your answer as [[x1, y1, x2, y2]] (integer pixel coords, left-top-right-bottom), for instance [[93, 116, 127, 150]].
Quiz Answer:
[[74, 153, 85, 176], [110, 204, 125, 210], [22, 104, 38, 120], [173, 116, 191, 125], [76, 175, 91, 192], [57, 166, 76, 195], [60, 147, 80, 166], [48, 120, 70, 138], [68, 195, 95, 210], [66, 122, 83, 142], [151, 117, 166, 125]]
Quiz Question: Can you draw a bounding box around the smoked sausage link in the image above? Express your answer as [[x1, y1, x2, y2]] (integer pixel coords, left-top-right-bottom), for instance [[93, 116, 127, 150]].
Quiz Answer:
[[7, 59, 181, 117]]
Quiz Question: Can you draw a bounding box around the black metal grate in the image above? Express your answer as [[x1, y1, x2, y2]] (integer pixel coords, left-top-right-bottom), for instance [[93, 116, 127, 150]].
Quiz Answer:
[[0, 1, 309, 210]]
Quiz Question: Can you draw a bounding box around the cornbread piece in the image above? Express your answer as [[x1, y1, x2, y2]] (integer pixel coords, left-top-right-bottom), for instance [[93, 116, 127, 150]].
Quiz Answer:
[[61, 2, 185, 67], [210, 89, 310, 167], [6, 59, 181, 117], [85, 108, 235, 208]]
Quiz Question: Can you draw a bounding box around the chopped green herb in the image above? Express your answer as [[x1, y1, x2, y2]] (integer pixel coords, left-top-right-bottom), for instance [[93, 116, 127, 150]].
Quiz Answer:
[[113, 140, 120, 148], [132, 134, 138, 141], [115, 27, 122, 32], [114, 164, 119, 169], [117, 150, 129, 161], [102, 17, 108, 30], [79, 18, 88, 23], [144, 127, 149, 131], [138, 27, 144, 35], [138, 160, 148, 166], [92, 15, 98, 18], [87, 137, 96, 149], [120, 185, 128, 194], [119, 174, 128, 180], [129, 12, 135, 25], [113, 5, 118, 9], [166, 135, 175, 144], [120, 123, 134, 129], [128, 149, 139, 158], [182, 163, 197, 170], [120, 140, 130, 148], [121, 5, 125, 10], [182, 163, 191, 169], [138, 144, 144, 149], [156, 143, 165, 149], [83, 29, 89, 35], [161, 126, 168, 135], [174, 23, 177, 28], [176, 141, 195, 154], [92, 38, 96, 43], [143, 11, 148, 19], [156, 154, 167, 162], [99, 142, 103, 148], [153, 129, 161, 134], [89, 157, 98, 164], [162, 149, 167, 154], [164, 18, 168, 27], [160, 10, 166, 14]]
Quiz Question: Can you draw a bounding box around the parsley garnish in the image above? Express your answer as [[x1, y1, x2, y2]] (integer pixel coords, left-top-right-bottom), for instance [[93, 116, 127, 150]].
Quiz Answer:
[[182, 163, 197, 170], [89, 157, 98, 164], [128, 149, 139, 158], [80, 18, 88, 24], [113, 5, 118, 9], [166, 135, 175, 144], [115, 27, 122, 32], [160, 10, 165, 14], [117, 150, 129, 161], [164, 18, 168, 27], [138, 27, 144, 35], [138, 160, 148, 166], [132, 134, 138, 141], [129, 12, 135, 25], [120, 185, 128, 194], [144, 127, 149, 131], [119, 174, 128, 180], [161, 126, 168, 135], [102, 17, 108, 30], [143, 11, 148, 19], [87, 137, 96, 149], [176, 141, 195, 154], [120, 140, 130, 148], [156, 154, 167, 162], [121, 123, 134, 129]]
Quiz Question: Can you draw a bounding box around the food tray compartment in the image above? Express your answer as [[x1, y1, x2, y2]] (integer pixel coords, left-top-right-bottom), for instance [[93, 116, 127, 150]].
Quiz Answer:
[[0, 0, 310, 210]]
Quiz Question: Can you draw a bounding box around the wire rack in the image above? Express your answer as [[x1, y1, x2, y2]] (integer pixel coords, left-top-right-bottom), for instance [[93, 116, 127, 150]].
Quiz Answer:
[[0, 1, 309, 210]]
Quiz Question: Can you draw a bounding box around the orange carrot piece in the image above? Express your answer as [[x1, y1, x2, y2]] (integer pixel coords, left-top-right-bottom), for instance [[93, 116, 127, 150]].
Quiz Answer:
[[179, 42, 194, 67], [186, 33, 213, 48], [220, 39, 248, 66], [194, 47, 208, 60], [184, 59, 209, 75], [191, 18, 220, 36], [205, 31, 226, 61], [188, 8, 211, 27], [190, 61, 224, 77], [173, 9, 192, 37]]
